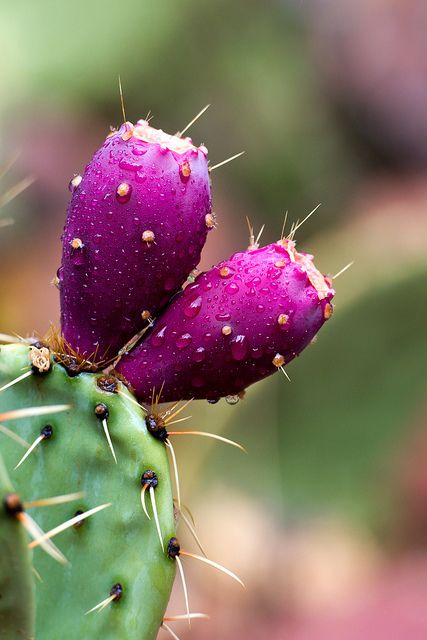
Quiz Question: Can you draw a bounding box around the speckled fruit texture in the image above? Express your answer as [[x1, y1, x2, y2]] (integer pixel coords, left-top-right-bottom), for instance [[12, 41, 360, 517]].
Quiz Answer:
[[60, 120, 212, 362], [116, 239, 335, 402]]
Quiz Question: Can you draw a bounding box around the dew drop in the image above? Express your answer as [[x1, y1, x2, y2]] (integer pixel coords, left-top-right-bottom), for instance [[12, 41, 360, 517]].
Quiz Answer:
[[230, 335, 248, 361], [184, 295, 202, 318], [215, 312, 231, 321], [251, 346, 264, 359], [119, 159, 140, 172], [225, 282, 239, 295], [135, 170, 147, 183], [132, 146, 147, 157], [176, 333, 192, 349], [192, 347, 206, 363], [152, 326, 167, 347]]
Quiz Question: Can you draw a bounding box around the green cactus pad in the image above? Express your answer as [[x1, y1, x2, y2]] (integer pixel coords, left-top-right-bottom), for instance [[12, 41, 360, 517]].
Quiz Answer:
[[0, 343, 176, 640], [0, 451, 35, 639]]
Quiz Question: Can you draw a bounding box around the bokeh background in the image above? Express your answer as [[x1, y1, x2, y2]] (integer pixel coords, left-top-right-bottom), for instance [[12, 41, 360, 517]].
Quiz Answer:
[[1, 1, 427, 638]]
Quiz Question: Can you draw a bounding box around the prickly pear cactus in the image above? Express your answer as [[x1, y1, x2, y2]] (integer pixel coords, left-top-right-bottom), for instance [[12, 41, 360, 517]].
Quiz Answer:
[[0, 114, 337, 639], [0, 342, 175, 640], [0, 450, 35, 639]]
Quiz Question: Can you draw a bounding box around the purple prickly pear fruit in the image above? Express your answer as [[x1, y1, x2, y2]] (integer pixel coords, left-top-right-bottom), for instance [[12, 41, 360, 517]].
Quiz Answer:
[[60, 120, 212, 362], [116, 239, 335, 402]]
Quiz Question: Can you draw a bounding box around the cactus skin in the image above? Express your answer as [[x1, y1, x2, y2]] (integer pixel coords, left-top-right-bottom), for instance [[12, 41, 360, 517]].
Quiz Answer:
[[60, 120, 212, 363], [0, 452, 35, 639], [116, 240, 335, 402], [0, 343, 175, 640]]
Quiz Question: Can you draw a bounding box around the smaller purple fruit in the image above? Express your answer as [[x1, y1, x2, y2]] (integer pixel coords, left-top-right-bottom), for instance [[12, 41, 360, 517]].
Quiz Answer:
[[116, 239, 335, 402]]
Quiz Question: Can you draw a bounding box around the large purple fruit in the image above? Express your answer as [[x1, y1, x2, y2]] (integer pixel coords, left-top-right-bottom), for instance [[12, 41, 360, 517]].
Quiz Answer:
[[116, 239, 335, 402], [60, 120, 212, 363]]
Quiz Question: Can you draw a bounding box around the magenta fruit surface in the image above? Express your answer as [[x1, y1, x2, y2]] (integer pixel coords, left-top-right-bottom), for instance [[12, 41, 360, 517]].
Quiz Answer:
[[60, 120, 212, 362], [116, 240, 335, 402]]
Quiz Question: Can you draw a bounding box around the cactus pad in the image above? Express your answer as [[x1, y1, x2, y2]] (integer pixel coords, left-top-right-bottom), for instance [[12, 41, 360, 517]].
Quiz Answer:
[[0, 342, 176, 640]]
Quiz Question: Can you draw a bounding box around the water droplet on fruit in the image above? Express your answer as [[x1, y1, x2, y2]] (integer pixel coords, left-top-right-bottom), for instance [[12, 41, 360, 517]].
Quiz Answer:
[[119, 159, 140, 172], [135, 171, 147, 183], [225, 395, 240, 405], [176, 333, 192, 349], [230, 335, 248, 361], [184, 295, 202, 318], [192, 347, 206, 363], [251, 346, 263, 359], [152, 326, 167, 347], [225, 282, 239, 295], [215, 312, 231, 321], [132, 146, 147, 156]]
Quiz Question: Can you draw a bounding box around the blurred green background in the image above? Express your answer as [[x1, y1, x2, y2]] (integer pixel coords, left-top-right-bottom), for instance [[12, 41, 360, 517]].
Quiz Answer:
[[1, 1, 427, 638]]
